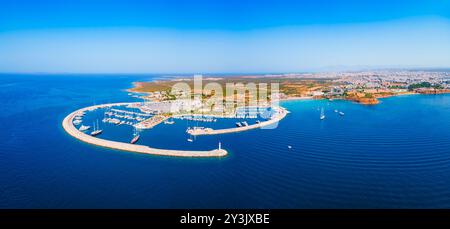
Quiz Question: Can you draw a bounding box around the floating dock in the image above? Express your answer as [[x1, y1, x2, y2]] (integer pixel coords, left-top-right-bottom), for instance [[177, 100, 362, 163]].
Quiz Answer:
[[62, 102, 227, 157], [134, 115, 168, 129]]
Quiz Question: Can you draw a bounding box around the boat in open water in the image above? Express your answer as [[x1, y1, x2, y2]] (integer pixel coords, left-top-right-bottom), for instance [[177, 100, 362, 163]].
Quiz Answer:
[[320, 108, 326, 120]]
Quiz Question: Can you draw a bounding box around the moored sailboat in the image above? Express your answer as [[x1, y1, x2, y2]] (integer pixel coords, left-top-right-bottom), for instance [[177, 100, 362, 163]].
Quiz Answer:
[[90, 120, 103, 136], [130, 127, 140, 144]]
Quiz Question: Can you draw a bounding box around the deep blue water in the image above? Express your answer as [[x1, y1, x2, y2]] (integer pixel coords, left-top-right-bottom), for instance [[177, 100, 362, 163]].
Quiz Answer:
[[1, 74, 450, 208]]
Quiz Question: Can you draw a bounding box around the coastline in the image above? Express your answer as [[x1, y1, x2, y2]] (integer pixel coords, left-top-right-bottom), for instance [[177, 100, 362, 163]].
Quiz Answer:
[[280, 96, 314, 102], [347, 91, 450, 105], [62, 103, 227, 157], [128, 80, 450, 106], [279, 91, 450, 105]]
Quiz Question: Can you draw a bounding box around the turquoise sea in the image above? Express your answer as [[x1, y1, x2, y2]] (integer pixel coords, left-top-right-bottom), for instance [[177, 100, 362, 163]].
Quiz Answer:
[[1, 74, 450, 208]]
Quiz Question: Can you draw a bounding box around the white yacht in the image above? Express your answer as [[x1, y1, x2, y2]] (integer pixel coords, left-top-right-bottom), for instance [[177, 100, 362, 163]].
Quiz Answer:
[[79, 125, 90, 131], [90, 120, 103, 136], [320, 108, 326, 120], [130, 127, 140, 144], [164, 119, 175, 124]]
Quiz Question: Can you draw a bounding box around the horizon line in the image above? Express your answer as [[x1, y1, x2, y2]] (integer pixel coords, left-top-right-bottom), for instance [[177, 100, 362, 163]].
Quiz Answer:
[[1, 66, 450, 76]]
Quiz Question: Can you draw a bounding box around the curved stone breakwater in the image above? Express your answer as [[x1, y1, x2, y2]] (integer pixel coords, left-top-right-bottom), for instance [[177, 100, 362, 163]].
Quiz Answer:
[[62, 102, 227, 157], [187, 107, 289, 136]]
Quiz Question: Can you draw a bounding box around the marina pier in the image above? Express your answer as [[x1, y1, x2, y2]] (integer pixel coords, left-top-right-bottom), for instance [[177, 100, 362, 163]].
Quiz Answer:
[[187, 107, 289, 136], [134, 115, 168, 129]]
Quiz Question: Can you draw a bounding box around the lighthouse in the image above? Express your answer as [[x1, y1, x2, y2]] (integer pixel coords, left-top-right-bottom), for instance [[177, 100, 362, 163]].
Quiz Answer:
[[218, 141, 222, 150]]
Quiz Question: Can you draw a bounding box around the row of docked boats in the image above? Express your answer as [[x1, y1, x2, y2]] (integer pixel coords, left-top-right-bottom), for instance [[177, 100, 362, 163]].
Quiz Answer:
[[235, 114, 258, 119], [103, 108, 147, 126], [235, 121, 249, 127], [79, 118, 140, 144], [110, 108, 152, 117], [102, 117, 134, 126], [76, 118, 103, 136], [105, 111, 146, 122], [72, 111, 85, 125], [73, 108, 142, 144], [177, 116, 217, 122], [106, 108, 142, 143]]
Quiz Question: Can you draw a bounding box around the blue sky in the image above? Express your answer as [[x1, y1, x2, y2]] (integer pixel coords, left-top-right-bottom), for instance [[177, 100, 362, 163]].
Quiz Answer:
[[0, 0, 449, 73]]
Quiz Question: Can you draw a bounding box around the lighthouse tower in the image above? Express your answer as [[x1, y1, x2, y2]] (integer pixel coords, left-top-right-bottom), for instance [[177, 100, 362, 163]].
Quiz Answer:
[[218, 141, 222, 150]]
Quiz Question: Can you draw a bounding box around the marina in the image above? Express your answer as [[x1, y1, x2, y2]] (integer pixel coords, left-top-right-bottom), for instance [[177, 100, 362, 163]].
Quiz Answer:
[[62, 100, 289, 156], [62, 102, 227, 157]]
